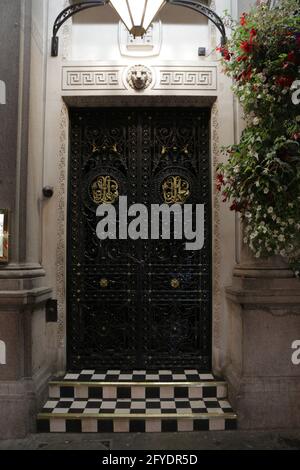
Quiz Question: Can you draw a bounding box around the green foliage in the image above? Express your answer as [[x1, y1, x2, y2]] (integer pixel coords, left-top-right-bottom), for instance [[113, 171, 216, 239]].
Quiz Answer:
[[217, 0, 300, 274]]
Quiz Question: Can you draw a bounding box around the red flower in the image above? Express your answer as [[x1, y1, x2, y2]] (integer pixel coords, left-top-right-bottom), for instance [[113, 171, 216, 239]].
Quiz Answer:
[[245, 68, 252, 80], [237, 55, 248, 62], [237, 67, 252, 82], [222, 191, 228, 203], [275, 76, 294, 88], [240, 40, 253, 54], [230, 201, 239, 212], [250, 28, 257, 39], [217, 174, 224, 183], [287, 51, 296, 63], [216, 174, 224, 192], [217, 45, 232, 61], [223, 49, 232, 61], [240, 13, 247, 26]]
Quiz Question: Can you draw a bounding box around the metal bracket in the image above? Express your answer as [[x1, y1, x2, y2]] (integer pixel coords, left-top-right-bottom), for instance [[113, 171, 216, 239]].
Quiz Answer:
[[51, 0, 109, 56], [168, 0, 227, 47], [51, 0, 226, 57]]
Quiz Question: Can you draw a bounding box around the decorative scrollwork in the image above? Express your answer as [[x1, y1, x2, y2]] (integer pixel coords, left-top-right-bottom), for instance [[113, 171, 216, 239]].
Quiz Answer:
[[51, 0, 226, 57], [162, 176, 190, 204], [69, 108, 211, 370], [168, 0, 227, 46], [90, 175, 119, 204], [51, 1, 109, 56]]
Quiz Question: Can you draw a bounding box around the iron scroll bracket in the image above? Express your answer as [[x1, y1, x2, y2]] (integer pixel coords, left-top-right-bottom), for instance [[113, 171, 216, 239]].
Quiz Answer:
[[51, 0, 109, 56], [51, 0, 227, 57], [168, 0, 227, 47]]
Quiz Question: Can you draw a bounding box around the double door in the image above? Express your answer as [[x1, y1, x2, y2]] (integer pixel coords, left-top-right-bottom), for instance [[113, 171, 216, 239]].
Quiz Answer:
[[68, 107, 211, 370]]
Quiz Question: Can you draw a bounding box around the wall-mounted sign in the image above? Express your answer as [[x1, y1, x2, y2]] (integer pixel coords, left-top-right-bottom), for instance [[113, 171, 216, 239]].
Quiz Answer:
[[0, 209, 9, 263], [0, 340, 6, 365], [0, 80, 6, 104]]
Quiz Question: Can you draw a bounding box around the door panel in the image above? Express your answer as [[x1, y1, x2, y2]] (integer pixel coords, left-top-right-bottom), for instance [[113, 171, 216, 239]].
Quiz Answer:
[[68, 108, 211, 370]]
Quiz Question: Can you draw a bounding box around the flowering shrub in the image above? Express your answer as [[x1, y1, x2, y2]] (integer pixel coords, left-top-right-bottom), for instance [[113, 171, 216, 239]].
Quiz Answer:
[[217, 0, 300, 274]]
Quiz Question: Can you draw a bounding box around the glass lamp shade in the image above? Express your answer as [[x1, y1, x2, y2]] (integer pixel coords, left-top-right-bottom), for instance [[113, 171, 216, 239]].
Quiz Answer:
[[110, 0, 166, 36]]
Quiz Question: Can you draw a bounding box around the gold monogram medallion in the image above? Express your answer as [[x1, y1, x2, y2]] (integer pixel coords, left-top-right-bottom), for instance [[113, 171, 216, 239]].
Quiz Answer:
[[91, 175, 119, 204], [162, 176, 190, 205]]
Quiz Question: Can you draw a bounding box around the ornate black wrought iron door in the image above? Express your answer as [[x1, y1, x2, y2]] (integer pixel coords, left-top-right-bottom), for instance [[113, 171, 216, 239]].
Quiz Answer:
[[68, 108, 211, 370]]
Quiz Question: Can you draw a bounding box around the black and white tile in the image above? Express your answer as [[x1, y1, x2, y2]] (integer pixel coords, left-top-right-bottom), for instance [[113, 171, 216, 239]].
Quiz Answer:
[[38, 369, 237, 433], [49, 370, 228, 400], [40, 397, 234, 415], [37, 416, 237, 433], [37, 397, 237, 433], [59, 370, 217, 383]]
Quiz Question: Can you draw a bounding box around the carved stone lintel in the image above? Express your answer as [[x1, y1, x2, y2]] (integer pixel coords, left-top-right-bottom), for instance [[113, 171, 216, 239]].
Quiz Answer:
[[62, 65, 217, 93]]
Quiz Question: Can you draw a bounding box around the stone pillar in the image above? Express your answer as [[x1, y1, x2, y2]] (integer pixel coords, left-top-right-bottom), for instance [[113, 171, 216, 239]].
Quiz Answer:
[[225, 254, 300, 429], [225, 177, 300, 429], [222, 0, 300, 431], [226, 110, 300, 427], [0, 0, 53, 439]]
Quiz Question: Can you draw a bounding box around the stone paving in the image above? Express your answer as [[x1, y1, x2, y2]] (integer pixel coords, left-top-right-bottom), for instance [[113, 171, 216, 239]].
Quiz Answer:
[[0, 430, 300, 450]]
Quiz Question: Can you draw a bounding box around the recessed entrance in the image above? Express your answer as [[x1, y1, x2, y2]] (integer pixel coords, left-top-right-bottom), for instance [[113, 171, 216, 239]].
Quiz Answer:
[[68, 107, 212, 370]]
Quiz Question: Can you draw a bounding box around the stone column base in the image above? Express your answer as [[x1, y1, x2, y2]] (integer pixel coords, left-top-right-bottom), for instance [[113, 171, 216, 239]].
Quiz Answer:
[[0, 365, 52, 439], [225, 273, 300, 430], [0, 277, 53, 439]]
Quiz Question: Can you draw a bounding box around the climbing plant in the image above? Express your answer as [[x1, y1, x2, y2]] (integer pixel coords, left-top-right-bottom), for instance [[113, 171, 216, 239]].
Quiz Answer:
[[217, 0, 300, 274]]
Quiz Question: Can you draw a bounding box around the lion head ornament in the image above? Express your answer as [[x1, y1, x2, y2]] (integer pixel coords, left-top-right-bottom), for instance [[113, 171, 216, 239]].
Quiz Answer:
[[127, 65, 153, 91]]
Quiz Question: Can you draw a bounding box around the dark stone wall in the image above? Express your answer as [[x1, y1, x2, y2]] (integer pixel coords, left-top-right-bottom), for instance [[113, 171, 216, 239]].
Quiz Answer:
[[0, 0, 21, 210], [0, 0, 31, 262]]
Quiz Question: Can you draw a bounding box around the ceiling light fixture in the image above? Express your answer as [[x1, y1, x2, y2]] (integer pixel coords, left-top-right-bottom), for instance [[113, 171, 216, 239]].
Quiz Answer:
[[110, 0, 166, 37]]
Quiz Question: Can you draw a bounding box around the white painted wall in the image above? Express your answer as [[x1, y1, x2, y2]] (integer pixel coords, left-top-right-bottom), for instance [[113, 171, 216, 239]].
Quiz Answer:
[[71, 3, 210, 62]]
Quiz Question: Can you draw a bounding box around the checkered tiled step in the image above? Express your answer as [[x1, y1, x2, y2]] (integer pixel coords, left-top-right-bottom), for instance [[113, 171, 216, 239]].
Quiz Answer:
[[37, 397, 237, 433], [58, 370, 218, 382], [48, 370, 227, 400], [39, 370, 237, 432]]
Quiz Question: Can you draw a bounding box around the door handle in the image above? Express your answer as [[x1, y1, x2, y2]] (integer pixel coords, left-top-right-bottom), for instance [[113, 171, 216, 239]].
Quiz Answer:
[[170, 278, 180, 289], [99, 278, 109, 288]]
